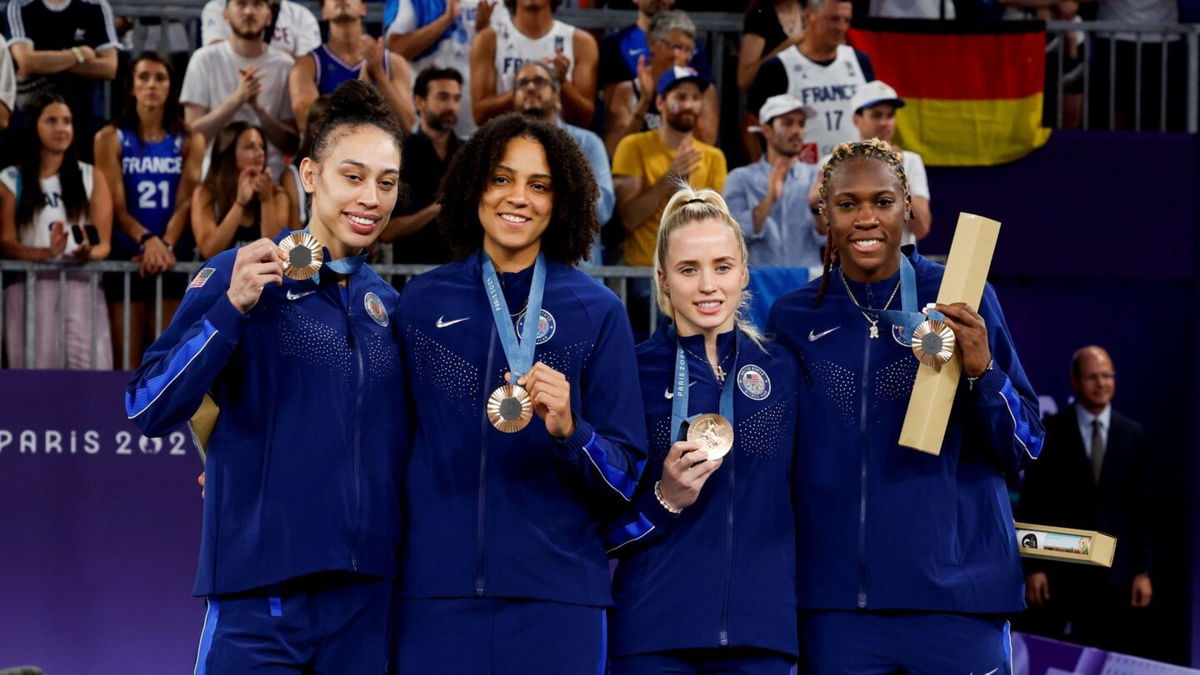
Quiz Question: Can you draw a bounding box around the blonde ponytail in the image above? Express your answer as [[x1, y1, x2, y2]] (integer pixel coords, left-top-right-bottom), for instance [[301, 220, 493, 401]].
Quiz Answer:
[[651, 179, 766, 349]]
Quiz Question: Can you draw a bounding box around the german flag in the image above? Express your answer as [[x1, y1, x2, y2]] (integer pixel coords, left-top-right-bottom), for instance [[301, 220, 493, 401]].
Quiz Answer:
[[848, 19, 1052, 166]]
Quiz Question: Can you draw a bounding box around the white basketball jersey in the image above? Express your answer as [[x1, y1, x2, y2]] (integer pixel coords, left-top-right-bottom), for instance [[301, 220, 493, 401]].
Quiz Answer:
[[493, 18, 576, 95], [777, 44, 869, 163]]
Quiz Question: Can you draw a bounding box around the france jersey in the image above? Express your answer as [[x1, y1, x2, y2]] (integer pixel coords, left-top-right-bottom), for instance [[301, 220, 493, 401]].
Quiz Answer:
[[311, 44, 393, 95], [114, 128, 185, 258]]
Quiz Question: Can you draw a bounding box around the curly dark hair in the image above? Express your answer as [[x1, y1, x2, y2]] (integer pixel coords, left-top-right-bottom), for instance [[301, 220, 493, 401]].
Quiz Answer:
[[438, 113, 598, 265]]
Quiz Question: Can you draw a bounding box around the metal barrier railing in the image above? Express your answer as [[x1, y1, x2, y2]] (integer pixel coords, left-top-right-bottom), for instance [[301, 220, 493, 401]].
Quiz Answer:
[[1044, 21, 1199, 133], [0, 259, 656, 371]]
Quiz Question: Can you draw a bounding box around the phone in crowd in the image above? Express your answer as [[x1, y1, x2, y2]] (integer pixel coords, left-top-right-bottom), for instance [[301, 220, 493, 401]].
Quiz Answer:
[[554, 35, 564, 52], [72, 224, 100, 246]]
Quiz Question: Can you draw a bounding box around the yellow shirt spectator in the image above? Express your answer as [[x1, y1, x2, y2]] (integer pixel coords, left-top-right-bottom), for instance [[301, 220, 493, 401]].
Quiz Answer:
[[612, 130, 727, 266]]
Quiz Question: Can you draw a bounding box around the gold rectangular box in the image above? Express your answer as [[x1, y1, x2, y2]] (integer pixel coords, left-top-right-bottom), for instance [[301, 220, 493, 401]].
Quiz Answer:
[[899, 213, 1001, 455], [1015, 521, 1116, 567]]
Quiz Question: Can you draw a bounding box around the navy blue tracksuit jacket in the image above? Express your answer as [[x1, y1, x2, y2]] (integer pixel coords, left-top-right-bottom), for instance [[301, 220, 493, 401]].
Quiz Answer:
[[396, 251, 647, 607], [768, 251, 1045, 614], [126, 240, 408, 597], [607, 325, 801, 658]]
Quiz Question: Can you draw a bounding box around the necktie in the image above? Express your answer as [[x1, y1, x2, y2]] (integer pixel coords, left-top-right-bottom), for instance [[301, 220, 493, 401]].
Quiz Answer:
[[1091, 419, 1106, 484]]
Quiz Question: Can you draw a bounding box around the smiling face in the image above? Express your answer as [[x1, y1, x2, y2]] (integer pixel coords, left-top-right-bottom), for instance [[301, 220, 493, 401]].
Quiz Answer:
[[659, 218, 746, 337], [301, 124, 401, 258], [477, 136, 554, 268], [825, 157, 907, 282], [36, 102, 74, 154]]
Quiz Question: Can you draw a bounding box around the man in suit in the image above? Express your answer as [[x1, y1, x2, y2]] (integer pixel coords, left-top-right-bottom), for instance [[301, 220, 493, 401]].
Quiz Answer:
[[1017, 345, 1154, 654]]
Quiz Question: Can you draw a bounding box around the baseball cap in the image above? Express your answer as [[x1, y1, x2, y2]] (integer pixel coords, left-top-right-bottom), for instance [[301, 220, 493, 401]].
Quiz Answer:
[[850, 80, 905, 114], [753, 94, 817, 131], [656, 66, 710, 97]]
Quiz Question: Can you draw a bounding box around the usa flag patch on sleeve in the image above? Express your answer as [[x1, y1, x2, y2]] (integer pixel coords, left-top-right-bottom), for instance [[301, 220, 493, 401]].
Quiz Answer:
[[189, 267, 216, 291]]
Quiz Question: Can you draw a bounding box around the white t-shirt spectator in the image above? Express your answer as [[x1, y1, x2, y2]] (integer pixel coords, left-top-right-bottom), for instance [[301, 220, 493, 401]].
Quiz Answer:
[[384, 0, 509, 137], [180, 41, 295, 179], [0, 35, 16, 115], [201, 0, 321, 57], [0, 161, 94, 258]]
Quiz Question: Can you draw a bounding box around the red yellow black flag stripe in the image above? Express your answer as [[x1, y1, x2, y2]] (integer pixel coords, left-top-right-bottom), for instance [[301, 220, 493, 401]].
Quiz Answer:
[[848, 19, 1052, 166]]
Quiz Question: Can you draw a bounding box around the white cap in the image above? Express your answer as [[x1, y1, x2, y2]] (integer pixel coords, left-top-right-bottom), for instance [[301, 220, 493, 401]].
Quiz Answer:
[[850, 80, 905, 115], [752, 94, 817, 132]]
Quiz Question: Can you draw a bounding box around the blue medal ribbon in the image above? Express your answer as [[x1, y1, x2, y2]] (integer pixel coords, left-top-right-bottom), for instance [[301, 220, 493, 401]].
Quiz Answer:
[[876, 254, 944, 341], [297, 227, 368, 284], [670, 330, 737, 443], [482, 252, 546, 383]]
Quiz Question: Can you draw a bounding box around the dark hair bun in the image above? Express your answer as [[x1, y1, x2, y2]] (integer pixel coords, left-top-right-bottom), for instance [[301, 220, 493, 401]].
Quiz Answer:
[[307, 80, 403, 162], [327, 80, 394, 127]]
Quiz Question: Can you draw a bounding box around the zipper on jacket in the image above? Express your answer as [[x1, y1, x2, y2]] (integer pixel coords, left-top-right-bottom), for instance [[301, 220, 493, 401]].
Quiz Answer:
[[475, 321, 498, 596], [343, 283, 364, 572], [719, 432, 736, 646], [856, 326, 870, 609]]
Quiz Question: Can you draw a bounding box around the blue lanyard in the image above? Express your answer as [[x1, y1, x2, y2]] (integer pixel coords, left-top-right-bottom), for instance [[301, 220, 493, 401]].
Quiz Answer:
[[671, 330, 737, 443], [876, 254, 944, 340], [482, 252, 546, 382], [298, 227, 368, 283]]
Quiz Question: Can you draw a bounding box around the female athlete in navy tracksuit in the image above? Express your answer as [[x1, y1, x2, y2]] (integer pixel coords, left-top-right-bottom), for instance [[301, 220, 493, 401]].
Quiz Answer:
[[126, 81, 407, 673], [606, 185, 801, 674], [392, 114, 647, 674], [769, 139, 1046, 674]]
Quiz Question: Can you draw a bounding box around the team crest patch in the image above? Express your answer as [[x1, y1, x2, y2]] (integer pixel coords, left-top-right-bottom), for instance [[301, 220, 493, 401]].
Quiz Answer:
[[364, 292, 388, 327], [516, 309, 556, 345], [189, 267, 215, 291], [892, 324, 911, 347], [738, 364, 771, 401]]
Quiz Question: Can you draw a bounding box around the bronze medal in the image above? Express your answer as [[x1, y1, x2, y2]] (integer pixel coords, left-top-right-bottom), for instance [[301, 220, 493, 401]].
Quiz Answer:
[[910, 319, 956, 368], [487, 384, 533, 433], [687, 413, 735, 461], [279, 232, 324, 280]]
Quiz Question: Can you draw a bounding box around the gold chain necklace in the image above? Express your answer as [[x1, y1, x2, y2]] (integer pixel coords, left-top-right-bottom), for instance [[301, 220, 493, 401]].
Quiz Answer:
[[839, 269, 901, 339], [681, 344, 734, 383]]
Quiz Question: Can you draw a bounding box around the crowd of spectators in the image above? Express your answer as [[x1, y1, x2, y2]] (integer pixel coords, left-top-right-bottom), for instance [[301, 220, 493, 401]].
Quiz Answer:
[[0, 0, 1183, 373], [0, 0, 1180, 661]]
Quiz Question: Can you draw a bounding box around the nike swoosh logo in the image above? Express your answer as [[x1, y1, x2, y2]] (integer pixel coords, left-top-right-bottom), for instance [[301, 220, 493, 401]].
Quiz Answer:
[[436, 316, 470, 328], [808, 326, 840, 342], [286, 289, 315, 301], [663, 382, 697, 399]]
